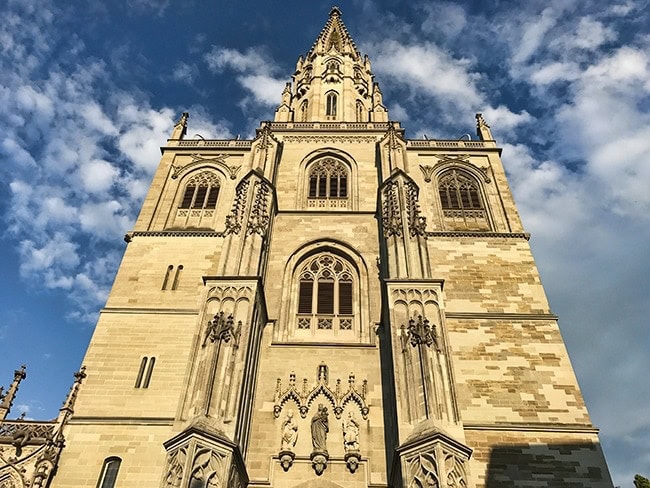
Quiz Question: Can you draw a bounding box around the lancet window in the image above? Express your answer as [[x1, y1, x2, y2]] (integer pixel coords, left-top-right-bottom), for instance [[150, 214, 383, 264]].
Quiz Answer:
[[97, 457, 121, 488], [356, 100, 365, 122], [296, 253, 355, 334], [325, 91, 338, 118], [307, 157, 348, 206], [437, 169, 489, 230], [299, 100, 309, 122], [179, 172, 221, 210]]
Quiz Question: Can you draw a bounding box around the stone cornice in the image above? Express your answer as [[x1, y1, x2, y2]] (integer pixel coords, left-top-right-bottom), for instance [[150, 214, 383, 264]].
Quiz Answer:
[[125, 230, 226, 241], [425, 231, 530, 240], [445, 312, 558, 321], [463, 422, 599, 434], [101, 307, 199, 315], [69, 416, 175, 425]]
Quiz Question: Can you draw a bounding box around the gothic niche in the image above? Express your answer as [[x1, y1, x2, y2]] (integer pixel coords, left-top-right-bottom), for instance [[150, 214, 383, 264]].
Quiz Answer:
[[273, 363, 369, 475]]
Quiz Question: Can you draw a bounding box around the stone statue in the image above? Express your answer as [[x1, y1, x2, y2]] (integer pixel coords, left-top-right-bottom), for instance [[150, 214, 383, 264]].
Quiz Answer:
[[342, 411, 360, 452], [311, 403, 329, 453], [280, 410, 298, 451]]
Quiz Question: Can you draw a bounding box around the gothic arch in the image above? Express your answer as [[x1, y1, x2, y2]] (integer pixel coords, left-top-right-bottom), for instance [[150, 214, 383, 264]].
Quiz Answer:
[[165, 166, 228, 230], [431, 165, 493, 231], [275, 239, 371, 344], [296, 148, 359, 210]]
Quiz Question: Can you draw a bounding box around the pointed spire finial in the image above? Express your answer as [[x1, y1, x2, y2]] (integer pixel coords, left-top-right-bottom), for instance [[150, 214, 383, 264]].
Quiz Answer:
[[330, 6, 342, 17], [0, 364, 27, 420], [171, 111, 189, 140], [475, 113, 494, 141]]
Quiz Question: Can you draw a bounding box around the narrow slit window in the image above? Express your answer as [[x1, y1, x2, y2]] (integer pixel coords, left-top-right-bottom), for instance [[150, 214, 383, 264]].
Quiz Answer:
[[142, 357, 155, 388], [171, 265, 183, 290], [326, 92, 337, 117], [97, 457, 121, 488], [162, 265, 173, 290], [135, 357, 148, 388]]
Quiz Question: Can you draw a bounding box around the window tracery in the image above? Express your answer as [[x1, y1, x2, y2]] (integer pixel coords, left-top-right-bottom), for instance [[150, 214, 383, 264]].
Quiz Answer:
[[179, 172, 221, 210], [295, 253, 355, 335], [174, 171, 222, 227], [437, 169, 489, 230], [307, 158, 348, 209]]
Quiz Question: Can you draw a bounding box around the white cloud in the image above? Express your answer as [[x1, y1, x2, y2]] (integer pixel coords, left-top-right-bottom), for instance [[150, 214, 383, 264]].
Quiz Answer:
[[370, 40, 482, 110], [172, 62, 198, 85], [79, 159, 119, 193], [512, 7, 558, 65], [204, 46, 287, 108], [421, 2, 467, 38]]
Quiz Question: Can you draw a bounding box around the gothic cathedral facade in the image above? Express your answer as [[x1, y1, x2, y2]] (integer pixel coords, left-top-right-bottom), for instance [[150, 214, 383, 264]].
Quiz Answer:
[[0, 8, 612, 488]]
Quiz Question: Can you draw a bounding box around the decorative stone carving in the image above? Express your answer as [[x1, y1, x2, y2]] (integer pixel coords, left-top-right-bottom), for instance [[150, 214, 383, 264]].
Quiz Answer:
[[282, 135, 378, 144], [310, 451, 329, 476], [399, 434, 471, 488], [406, 181, 427, 237], [189, 448, 224, 487], [381, 181, 401, 237], [422, 154, 491, 183], [310, 403, 329, 454], [247, 180, 271, 236], [171, 154, 241, 180], [280, 410, 299, 451], [164, 447, 187, 487], [202, 312, 240, 348], [278, 410, 298, 471], [343, 411, 361, 474], [402, 315, 440, 352], [224, 179, 249, 235], [273, 365, 369, 420]]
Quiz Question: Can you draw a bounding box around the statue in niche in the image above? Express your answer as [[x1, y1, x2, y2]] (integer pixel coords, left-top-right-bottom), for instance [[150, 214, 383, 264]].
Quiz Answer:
[[342, 411, 360, 453], [280, 410, 298, 451], [311, 403, 329, 454]]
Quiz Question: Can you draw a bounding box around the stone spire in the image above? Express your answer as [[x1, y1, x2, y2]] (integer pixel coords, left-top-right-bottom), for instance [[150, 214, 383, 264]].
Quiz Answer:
[[0, 364, 26, 420], [307, 6, 361, 61], [274, 7, 388, 123]]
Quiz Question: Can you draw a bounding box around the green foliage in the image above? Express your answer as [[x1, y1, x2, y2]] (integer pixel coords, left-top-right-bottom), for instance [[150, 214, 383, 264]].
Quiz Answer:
[[634, 474, 650, 488]]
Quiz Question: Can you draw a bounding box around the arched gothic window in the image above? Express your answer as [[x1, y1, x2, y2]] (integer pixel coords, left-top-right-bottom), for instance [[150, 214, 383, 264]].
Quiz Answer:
[[356, 100, 365, 122], [326, 91, 338, 118], [179, 172, 221, 210], [326, 60, 341, 74], [300, 100, 309, 122], [438, 169, 489, 230], [296, 253, 355, 334], [96, 457, 121, 488], [308, 158, 348, 200]]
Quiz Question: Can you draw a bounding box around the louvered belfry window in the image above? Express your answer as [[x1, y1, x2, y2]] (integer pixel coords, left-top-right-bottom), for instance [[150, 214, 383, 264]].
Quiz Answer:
[[179, 171, 221, 209], [296, 252, 355, 333], [438, 170, 482, 211], [308, 158, 348, 199]]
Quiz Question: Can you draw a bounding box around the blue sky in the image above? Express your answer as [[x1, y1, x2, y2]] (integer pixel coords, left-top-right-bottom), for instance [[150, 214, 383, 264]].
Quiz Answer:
[[0, 0, 648, 485]]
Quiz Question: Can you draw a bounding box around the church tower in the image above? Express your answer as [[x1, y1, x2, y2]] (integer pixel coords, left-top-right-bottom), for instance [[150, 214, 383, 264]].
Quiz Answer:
[[7, 7, 612, 488]]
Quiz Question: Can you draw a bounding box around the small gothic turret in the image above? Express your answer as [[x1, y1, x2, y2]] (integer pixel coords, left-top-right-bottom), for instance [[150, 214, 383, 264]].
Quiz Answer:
[[170, 111, 189, 140], [0, 364, 26, 420], [475, 112, 494, 141]]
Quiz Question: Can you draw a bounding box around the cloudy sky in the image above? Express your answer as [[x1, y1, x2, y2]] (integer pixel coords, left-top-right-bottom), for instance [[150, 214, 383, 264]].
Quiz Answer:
[[0, 0, 648, 485]]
